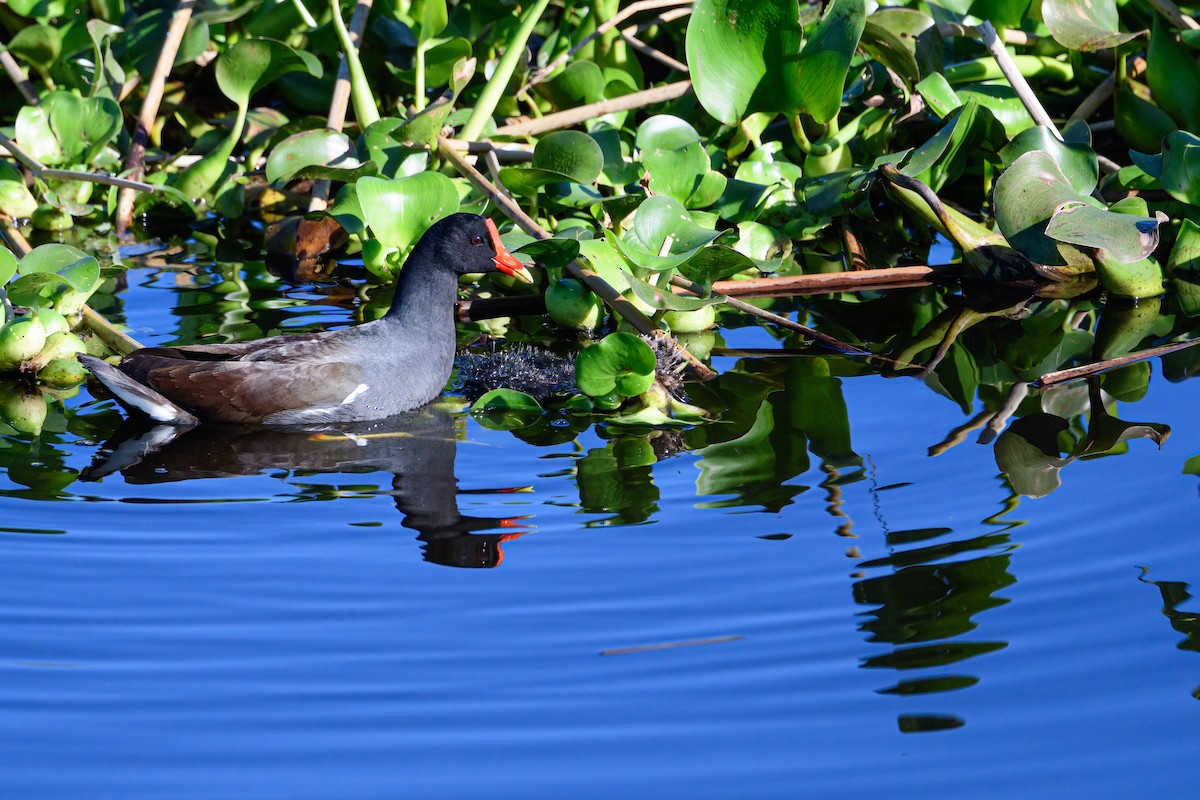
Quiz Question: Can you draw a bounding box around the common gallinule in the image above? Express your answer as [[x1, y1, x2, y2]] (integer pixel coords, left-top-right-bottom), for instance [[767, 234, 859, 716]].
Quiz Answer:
[[80, 213, 533, 426]]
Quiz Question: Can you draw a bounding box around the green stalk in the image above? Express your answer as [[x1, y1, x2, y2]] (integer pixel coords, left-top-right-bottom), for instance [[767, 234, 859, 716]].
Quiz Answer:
[[943, 55, 1073, 85], [460, 0, 552, 142], [290, 0, 318, 28], [414, 42, 428, 112], [329, 0, 380, 128]]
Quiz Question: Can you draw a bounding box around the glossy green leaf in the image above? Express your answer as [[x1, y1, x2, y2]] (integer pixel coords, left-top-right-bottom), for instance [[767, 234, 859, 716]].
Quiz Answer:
[[1043, 0, 1142, 51], [0, 248, 18, 287], [538, 60, 606, 108], [471, 389, 544, 430], [500, 131, 604, 196], [216, 38, 323, 108], [685, 0, 804, 124], [1147, 16, 1200, 131], [355, 173, 460, 250], [1159, 130, 1200, 205], [994, 151, 1101, 270], [18, 244, 100, 293], [915, 73, 962, 118], [623, 272, 718, 312], [795, 0, 867, 123], [1000, 122, 1098, 196], [609, 196, 725, 272], [0, 163, 37, 219], [266, 130, 374, 184], [575, 332, 657, 397], [1045, 204, 1164, 263], [1115, 82, 1178, 154], [8, 24, 62, 72], [513, 238, 581, 272]]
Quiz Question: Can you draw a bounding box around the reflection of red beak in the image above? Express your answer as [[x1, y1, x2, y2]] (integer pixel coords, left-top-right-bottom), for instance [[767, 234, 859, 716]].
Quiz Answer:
[[485, 218, 534, 283]]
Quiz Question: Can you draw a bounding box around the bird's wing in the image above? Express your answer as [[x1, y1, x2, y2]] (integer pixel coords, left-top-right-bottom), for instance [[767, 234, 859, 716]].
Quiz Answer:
[[137, 355, 369, 424]]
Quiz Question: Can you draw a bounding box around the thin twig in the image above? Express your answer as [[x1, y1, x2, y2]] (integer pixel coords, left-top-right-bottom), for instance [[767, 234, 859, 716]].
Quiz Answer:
[[1036, 338, 1200, 387], [839, 219, 870, 272], [0, 133, 155, 193], [116, 0, 195, 235], [442, 138, 535, 161], [1145, 0, 1200, 29], [707, 265, 954, 296], [1069, 57, 1146, 124], [668, 274, 870, 354], [978, 21, 1060, 137], [0, 51, 39, 105], [436, 134, 716, 379], [524, 0, 691, 91], [310, 0, 372, 213], [493, 81, 692, 138], [618, 30, 688, 72]]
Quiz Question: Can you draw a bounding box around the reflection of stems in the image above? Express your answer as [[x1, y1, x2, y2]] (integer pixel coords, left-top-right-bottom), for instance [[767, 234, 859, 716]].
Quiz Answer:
[[1037, 338, 1200, 387], [928, 409, 991, 456], [116, 0, 194, 235], [978, 382, 1029, 445], [492, 81, 692, 138], [436, 134, 716, 379], [821, 464, 855, 539], [668, 273, 870, 354]]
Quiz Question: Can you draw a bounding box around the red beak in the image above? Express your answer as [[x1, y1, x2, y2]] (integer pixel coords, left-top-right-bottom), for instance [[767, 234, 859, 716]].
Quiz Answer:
[[485, 218, 534, 283]]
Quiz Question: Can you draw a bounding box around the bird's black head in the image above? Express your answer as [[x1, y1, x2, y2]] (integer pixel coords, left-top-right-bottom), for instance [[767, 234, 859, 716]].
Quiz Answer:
[[421, 213, 533, 282]]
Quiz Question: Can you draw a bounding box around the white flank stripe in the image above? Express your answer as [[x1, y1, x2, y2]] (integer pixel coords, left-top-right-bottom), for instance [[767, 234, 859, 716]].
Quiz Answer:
[[340, 383, 369, 405]]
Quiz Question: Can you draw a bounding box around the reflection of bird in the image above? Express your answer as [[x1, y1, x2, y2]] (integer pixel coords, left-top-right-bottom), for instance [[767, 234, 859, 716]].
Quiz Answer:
[[82, 407, 531, 569], [81, 214, 532, 427]]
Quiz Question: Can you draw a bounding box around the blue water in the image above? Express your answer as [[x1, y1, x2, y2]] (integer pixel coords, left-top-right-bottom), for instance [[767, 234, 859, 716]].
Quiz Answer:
[[2, 260, 1199, 798]]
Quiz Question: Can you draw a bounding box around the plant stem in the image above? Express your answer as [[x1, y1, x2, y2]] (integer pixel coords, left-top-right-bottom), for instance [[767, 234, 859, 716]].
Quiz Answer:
[[290, 0, 319, 28], [978, 21, 1060, 138], [311, 0, 372, 212], [0, 51, 39, 105], [0, 132, 155, 193], [329, 0, 380, 128], [115, 0, 195, 236], [460, 0, 553, 142], [492, 80, 691, 137]]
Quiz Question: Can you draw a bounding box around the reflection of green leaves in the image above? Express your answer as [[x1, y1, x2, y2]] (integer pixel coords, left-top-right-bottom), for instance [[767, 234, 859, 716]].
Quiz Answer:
[[575, 332, 656, 397], [471, 389, 544, 430]]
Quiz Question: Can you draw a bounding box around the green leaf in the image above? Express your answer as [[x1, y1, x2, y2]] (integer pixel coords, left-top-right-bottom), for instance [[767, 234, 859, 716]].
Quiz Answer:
[[513, 238, 581, 272], [1159, 130, 1200, 205], [266, 130, 374, 184], [1043, 0, 1142, 51], [686, 0, 804, 124], [575, 332, 657, 397], [8, 24, 62, 73], [1148, 16, 1200, 131], [355, 173, 460, 250], [1000, 123, 1098, 196], [635, 116, 720, 206], [915, 72, 963, 118], [419, 0, 448, 43], [609, 196, 724, 272], [499, 131, 604, 196], [471, 389, 544, 430], [0, 247, 18, 287], [795, 0, 867, 123], [216, 38, 323, 108], [994, 150, 1101, 271], [18, 244, 100, 293], [1170, 219, 1200, 316], [0, 162, 37, 219], [623, 272, 718, 311], [1045, 203, 1164, 263]]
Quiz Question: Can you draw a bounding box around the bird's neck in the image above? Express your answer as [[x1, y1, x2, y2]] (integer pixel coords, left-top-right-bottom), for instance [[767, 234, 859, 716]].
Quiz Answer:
[[383, 247, 459, 326]]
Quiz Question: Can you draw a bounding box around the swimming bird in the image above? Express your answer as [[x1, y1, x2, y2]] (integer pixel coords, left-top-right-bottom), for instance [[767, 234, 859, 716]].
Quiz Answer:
[[80, 213, 533, 427]]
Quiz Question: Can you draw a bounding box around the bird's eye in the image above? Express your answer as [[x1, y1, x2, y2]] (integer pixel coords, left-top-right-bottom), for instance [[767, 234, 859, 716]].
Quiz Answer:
[[470, 234, 485, 246]]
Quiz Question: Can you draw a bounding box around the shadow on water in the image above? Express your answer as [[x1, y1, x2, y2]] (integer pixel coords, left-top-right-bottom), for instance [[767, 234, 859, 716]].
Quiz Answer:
[[81, 405, 526, 568]]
